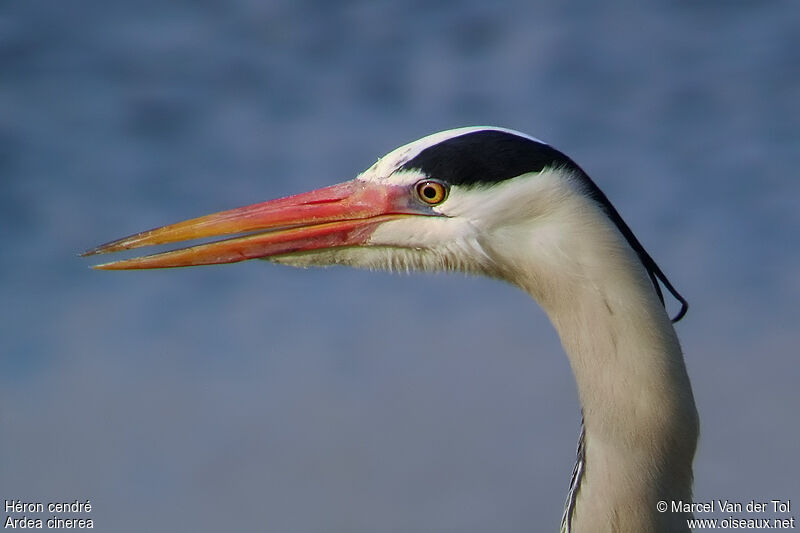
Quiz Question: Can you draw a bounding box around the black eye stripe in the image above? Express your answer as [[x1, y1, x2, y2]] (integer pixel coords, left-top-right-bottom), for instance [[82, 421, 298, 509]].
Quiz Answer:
[[400, 130, 578, 186]]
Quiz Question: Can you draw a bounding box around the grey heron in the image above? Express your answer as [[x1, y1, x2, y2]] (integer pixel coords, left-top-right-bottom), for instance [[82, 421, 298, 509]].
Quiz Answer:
[[84, 126, 700, 532]]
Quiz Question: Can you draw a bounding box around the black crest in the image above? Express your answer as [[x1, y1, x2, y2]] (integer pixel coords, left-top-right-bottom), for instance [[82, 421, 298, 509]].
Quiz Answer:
[[402, 128, 688, 322], [400, 129, 579, 186]]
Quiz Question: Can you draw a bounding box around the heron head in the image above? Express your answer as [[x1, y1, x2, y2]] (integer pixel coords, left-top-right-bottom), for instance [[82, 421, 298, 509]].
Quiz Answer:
[[83, 128, 578, 274], [83, 127, 686, 321]]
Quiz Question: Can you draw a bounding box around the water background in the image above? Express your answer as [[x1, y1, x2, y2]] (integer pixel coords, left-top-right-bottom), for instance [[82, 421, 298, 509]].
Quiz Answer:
[[2, 1, 798, 531]]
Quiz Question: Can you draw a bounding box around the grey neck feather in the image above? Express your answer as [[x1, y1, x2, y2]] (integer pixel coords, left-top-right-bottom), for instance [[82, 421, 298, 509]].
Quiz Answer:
[[551, 282, 699, 532], [484, 178, 699, 532]]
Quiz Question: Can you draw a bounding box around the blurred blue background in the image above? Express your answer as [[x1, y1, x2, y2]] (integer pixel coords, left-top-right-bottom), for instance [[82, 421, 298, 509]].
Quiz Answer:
[[2, 1, 798, 531]]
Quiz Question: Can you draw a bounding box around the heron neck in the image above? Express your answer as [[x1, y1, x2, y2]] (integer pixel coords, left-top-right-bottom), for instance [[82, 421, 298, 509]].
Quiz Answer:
[[550, 278, 698, 532], [508, 216, 699, 532]]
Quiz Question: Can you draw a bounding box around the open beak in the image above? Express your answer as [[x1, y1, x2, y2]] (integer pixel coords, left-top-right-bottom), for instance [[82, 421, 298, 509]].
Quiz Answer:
[[82, 180, 424, 270]]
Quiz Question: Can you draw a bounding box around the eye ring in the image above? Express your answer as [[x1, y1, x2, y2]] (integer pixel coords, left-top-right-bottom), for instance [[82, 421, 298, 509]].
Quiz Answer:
[[415, 179, 449, 205]]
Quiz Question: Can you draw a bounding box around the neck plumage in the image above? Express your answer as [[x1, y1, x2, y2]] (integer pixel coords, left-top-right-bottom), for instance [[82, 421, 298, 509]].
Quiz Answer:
[[490, 183, 699, 532], [550, 274, 699, 532]]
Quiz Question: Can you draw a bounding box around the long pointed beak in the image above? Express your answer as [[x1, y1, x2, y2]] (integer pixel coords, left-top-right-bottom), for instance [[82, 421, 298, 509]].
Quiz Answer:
[[82, 180, 422, 270]]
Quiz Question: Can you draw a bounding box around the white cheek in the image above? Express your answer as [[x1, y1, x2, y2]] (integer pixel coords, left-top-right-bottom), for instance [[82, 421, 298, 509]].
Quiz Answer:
[[367, 216, 474, 248]]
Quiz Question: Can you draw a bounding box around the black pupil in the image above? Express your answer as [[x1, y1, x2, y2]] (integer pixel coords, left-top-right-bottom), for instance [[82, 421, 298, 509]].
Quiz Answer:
[[423, 185, 436, 199]]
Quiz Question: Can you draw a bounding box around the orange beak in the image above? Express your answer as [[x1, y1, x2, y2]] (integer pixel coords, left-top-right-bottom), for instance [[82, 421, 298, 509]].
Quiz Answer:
[[82, 180, 428, 270]]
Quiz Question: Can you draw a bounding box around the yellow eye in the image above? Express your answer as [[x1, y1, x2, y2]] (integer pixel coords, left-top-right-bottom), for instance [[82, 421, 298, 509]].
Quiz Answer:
[[415, 180, 448, 205]]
